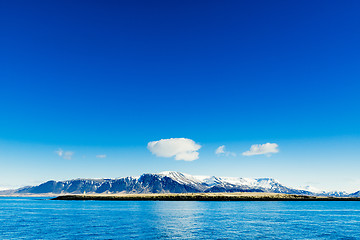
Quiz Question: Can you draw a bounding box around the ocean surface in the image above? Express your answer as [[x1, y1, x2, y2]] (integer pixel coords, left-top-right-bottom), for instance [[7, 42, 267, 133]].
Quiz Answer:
[[1, 197, 360, 239]]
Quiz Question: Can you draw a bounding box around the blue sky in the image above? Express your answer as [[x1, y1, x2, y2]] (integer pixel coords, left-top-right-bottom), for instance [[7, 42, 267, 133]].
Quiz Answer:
[[0, 1, 360, 192]]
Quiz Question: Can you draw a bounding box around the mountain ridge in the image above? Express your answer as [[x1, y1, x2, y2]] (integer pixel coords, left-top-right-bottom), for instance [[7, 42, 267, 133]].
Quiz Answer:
[[2, 171, 355, 197]]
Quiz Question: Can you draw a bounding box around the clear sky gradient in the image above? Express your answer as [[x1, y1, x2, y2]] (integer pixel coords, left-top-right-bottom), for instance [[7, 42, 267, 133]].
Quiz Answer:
[[1, 1, 359, 192]]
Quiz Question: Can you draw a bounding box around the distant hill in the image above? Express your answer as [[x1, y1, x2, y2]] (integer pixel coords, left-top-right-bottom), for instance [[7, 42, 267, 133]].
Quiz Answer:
[[348, 190, 360, 197]]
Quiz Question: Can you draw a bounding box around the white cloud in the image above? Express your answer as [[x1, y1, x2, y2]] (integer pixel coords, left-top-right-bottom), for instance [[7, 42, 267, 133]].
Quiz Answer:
[[96, 154, 107, 158], [55, 149, 63, 157], [215, 145, 236, 157], [242, 143, 279, 156], [55, 148, 74, 160], [215, 145, 225, 154], [63, 151, 74, 160], [147, 138, 201, 161]]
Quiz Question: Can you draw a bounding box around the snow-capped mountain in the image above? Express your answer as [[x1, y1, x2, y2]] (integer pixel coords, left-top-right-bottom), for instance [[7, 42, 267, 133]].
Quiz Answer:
[[10, 171, 354, 196], [348, 190, 360, 198], [298, 186, 349, 197], [157, 171, 313, 195]]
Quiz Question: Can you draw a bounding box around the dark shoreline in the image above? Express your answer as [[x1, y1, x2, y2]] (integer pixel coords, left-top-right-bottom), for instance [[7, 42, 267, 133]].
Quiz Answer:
[[52, 194, 360, 201]]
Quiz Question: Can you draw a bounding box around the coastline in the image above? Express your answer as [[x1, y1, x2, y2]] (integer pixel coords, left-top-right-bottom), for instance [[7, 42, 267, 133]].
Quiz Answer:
[[52, 192, 360, 201]]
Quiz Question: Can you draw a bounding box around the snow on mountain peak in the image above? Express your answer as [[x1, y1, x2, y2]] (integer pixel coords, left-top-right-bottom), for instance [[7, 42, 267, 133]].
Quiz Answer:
[[158, 172, 285, 191], [159, 171, 203, 185]]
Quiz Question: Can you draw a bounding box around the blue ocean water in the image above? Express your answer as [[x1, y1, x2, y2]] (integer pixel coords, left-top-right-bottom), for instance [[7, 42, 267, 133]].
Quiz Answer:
[[1, 197, 360, 239]]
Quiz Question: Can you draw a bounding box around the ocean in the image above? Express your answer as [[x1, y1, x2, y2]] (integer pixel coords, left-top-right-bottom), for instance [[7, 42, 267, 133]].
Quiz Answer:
[[1, 197, 360, 239]]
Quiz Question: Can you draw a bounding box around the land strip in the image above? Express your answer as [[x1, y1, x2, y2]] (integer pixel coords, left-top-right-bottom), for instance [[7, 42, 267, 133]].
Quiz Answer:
[[52, 192, 360, 201]]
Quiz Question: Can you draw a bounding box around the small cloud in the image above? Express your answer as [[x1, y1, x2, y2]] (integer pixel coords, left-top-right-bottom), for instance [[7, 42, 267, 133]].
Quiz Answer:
[[55, 149, 63, 157], [215, 145, 225, 154], [215, 145, 236, 157], [96, 154, 107, 158], [147, 138, 201, 161], [242, 143, 279, 156], [63, 151, 74, 160], [55, 148, 74, 160]]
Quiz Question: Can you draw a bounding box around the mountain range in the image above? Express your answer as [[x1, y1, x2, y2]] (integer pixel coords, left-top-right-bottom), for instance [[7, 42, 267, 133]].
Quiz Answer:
[[1, 171, 355, 197]]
